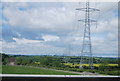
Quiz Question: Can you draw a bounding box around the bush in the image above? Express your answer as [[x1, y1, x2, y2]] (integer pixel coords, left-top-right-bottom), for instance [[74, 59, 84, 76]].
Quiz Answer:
[[94, 66, 99, 70], [106, 71, 119, 75], [76, 69, 84, 72], [91, 71, 95, 73], [75, 66, 79, 69], [97, 70, 119, 75]]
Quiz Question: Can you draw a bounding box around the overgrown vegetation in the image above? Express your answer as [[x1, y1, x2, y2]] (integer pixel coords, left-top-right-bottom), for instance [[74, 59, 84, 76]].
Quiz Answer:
[[1, 53, 119, 75]]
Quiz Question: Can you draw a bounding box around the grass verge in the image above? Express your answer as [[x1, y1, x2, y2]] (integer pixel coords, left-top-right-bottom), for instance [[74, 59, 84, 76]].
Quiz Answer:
[[2, 65, 79, 75]]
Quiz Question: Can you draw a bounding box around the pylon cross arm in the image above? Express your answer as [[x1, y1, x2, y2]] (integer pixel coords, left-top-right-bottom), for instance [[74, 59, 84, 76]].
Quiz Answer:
[[78, 19, 97, 22], [76, 8, 100, 12]]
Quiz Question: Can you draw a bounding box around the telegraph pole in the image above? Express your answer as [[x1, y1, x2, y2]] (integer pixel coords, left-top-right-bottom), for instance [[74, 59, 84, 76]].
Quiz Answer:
[[76, 0, 100, 69]]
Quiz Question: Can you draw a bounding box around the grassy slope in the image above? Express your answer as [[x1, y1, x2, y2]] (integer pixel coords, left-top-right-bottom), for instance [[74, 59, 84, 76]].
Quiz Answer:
[[2, 65, 78, 75]]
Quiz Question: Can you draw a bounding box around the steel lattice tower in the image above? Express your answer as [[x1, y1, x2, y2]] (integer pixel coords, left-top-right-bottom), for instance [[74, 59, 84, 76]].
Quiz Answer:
[[76, 0, 99, 69]]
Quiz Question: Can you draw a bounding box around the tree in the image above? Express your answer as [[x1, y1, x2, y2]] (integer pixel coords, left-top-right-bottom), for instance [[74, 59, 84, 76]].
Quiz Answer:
[[2, 53, 10, 65], [99, 60, 109, 71], [16, 57, 22, 65]]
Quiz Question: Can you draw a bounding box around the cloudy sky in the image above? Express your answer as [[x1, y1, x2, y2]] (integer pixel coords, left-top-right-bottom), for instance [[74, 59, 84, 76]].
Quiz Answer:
[[0, 1, 118, 57]]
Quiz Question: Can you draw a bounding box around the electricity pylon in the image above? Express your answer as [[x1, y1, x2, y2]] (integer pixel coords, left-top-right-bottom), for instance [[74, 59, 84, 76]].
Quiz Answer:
[[63, 44, 71, 63], [76, 0, 100, 69]]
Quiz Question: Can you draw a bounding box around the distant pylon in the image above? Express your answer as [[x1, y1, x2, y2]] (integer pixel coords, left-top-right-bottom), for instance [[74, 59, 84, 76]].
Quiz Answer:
[[76, 0, 100, 69], [63, 44, 71, 63]]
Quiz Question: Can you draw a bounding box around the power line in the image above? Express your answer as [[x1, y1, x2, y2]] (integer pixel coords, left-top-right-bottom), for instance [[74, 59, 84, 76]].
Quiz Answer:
[[97, 3, 117, 20]]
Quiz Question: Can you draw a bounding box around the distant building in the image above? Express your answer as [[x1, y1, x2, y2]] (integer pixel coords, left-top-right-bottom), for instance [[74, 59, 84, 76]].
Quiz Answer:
[[8, 57, 16, 66]]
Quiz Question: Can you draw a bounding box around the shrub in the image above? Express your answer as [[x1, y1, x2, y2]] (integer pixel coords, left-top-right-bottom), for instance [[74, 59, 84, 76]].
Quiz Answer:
[[106, 71, 119, 75], [76, 69, 84, 72], [75, 66, 79, 68]]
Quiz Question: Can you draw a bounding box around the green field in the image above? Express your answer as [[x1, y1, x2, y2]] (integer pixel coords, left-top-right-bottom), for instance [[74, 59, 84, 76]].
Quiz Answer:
[[2, 65, 78, 75], [1, 54, 119, 75]]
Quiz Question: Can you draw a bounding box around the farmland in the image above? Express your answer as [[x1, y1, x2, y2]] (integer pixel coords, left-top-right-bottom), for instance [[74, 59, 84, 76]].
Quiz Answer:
[[1, 53, 119, 75], [64, 63, 118, 67]]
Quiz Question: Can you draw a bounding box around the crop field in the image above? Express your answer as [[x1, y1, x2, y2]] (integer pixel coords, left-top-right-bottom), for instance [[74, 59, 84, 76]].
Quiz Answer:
[[2, 65, 78, 75], [64, 63, 118, 67]]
